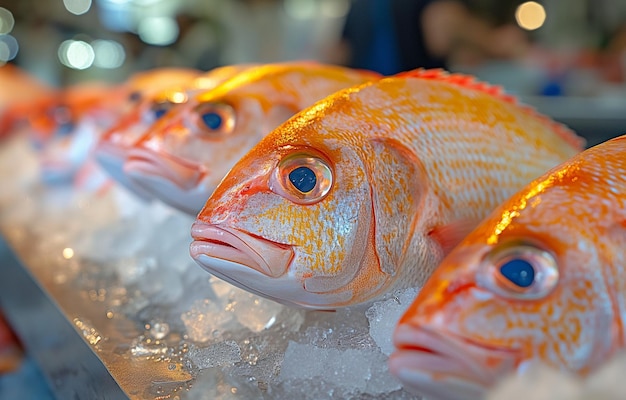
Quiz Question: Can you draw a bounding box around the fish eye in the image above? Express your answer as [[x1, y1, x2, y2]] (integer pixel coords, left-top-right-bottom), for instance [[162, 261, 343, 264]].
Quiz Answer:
[[128, 91, 142, 103], [56, 121, 75, 137], [51, 106, 73, 136], [478, 242, 559, 300], [270, 151, 333, 205], [144, 101, 173, 123], [186, 102, 235, 139]]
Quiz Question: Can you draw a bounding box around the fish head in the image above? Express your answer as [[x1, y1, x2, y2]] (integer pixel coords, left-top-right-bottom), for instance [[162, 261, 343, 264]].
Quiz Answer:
[[124, 74, 299, 215], [95, 87, 190, 199], [390, 149, 623, 399], [32, 83, 121, 182], [190, 134, 377, 308]]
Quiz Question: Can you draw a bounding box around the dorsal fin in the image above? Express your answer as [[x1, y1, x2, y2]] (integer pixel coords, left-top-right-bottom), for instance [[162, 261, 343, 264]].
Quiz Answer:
[[395, 68, 586, 150]]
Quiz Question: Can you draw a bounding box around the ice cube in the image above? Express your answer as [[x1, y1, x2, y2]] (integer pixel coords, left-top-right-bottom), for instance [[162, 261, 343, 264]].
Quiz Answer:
[[229, 290, 286, 332], [181, 298, 238, 343], [278, 341, 401, 397], [366, 287, 420, 356]]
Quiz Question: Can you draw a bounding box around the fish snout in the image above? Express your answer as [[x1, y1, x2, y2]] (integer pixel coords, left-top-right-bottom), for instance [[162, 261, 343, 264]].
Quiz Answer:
[[124, 146, 206, 191], [190, 221, 293, 279], [390, 324, 519, 400]]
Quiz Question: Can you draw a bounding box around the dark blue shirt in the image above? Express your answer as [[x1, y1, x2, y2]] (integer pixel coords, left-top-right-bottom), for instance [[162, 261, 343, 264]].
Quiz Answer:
[[341, 0, 448, 75]]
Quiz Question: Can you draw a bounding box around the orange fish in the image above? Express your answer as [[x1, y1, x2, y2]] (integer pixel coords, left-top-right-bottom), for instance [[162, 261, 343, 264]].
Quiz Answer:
[[124, 62, 380, 215], [390, 135, 626, 400], [27, 81, 128, 184], [94, 67, 202, 197], [189, 69, 584, 309], [0, 64, 58, 139]]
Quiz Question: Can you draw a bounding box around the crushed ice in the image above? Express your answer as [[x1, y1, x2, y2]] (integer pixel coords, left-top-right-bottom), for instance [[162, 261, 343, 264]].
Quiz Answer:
[[4, 134, 626, 399]]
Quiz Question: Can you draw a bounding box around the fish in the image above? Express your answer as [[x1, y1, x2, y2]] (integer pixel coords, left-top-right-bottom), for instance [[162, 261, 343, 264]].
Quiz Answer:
[[188, 68, 585, 309], [123, 61, 381, 215], [0, 63, 57, 140], [94, 67, 202, 198], [389, 134, 626, 400], [27, 81, 129, 184]]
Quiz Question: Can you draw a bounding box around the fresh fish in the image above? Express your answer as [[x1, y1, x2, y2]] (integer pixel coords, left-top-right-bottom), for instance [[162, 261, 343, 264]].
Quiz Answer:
[[189, 69, 584, 309], [27, 81, 128, 184], [94, 67, 202, 198], [0, 63, 57, 140], [390, 135, 626, 400], [123, 61, 380, 215]]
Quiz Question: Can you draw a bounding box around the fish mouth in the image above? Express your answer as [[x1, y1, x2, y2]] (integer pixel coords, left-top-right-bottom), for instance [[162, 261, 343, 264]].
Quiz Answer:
[[390, 325, 519, 400], [190, 222, 353, 309], [94, 141, 130, 183], [190, 222, 293, 278], [124, 146, 206, 192], [94, 143, 153, 201], [124, 147, 209, 214]]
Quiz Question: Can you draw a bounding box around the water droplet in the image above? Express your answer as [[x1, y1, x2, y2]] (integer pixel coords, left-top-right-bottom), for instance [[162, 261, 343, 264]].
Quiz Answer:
[[150, 321, 170, 340]]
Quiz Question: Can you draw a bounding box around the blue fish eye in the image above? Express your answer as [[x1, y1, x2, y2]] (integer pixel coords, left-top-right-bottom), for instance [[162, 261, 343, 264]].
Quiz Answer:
[[154, 108, 168, 119], [500, 258, 535, 288], [201, 112, 223, 130], [289, 166, 317, 193], [57, 121, 75, 137]]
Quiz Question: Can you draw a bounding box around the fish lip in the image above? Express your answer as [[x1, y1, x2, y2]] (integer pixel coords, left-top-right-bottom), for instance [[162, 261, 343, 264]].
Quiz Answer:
[[94, 141, 129, 178], [190, 222, 294, 279], [390, 324, 520, 397], [124, 146, 206, 191]]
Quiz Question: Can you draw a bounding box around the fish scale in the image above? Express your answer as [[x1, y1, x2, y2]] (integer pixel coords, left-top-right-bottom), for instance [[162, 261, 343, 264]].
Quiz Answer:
[[191, 68, 584, 309]]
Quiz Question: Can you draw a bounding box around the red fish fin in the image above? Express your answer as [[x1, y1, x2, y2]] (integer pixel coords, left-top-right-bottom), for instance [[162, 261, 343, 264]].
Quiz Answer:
[[428, 219, 478, 255], [395, 68, 586, 151], [365, 137, 429, 276]]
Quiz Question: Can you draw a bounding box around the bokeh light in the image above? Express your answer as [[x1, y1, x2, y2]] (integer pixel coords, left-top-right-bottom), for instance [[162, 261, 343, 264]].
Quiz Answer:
[[515, 1, 546, 31], [137, 17, 179, 46], [92, 39, 126, 68], [58, 40, 95, 70], [284, 0, 317, 20], [319, 0, 350, 19], [0, 35, 18, 63], [0, 7, 14, 34], [63, 0, 92, 15], [62, 247, 75, 259]]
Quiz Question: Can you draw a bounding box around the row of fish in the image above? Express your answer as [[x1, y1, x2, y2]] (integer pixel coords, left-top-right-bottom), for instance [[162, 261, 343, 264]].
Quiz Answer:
[[2, 61, 623, 399]]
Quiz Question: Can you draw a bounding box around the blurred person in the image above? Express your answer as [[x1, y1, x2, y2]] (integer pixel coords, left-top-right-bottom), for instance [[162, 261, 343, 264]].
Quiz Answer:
[[333, 0, 529, 75]]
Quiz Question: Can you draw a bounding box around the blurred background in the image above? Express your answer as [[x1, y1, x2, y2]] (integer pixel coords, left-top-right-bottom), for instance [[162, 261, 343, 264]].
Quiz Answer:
[[0, 0, 625, 144]]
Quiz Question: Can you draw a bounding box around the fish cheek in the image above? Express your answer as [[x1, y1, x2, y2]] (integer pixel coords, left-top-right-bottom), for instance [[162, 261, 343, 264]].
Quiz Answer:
[[299, 185, 374, 296], [364, 138, 429, 278]]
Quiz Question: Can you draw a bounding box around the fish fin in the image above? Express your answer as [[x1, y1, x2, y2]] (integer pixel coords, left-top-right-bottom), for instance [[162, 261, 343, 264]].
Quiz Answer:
[[395, 68, 586, 150], [428, 219, 478, 255], [365, 137, 428, 276]]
